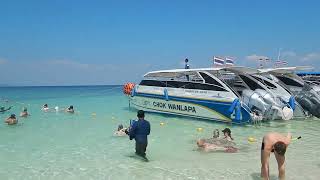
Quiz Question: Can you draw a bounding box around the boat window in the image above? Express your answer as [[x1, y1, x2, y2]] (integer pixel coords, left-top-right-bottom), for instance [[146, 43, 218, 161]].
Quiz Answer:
[[199, 72, 223, 86], [239, 75, 264, 90], [276, 76, 304, 87], [252, 76, 277, 89], [139, 80, 227, 91], [140, 80, 167, 87]]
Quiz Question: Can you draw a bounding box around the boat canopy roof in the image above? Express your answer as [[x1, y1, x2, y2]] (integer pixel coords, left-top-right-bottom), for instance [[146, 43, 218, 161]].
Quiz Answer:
[[144, 66, 259, 78], [258, 66, 313, 74]]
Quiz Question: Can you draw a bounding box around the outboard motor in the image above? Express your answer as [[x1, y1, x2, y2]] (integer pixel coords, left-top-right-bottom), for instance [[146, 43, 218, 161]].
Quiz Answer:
[[242, 89, 270, 115], [242, 89, 293, 121], [295, 86, 320, 118], [254, 89, 293, 121]]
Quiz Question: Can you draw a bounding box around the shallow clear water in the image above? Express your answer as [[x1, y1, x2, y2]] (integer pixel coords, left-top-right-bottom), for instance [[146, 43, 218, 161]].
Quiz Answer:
[[0, 86, 319, 180]]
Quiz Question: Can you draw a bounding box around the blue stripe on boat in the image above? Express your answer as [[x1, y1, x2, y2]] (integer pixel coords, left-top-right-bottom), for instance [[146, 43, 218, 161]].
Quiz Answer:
[[134, 92, 251, 124]]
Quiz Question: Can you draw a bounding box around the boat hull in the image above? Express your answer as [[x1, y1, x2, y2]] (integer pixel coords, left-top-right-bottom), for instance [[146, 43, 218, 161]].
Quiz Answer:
[[129, 93, 252, 124]]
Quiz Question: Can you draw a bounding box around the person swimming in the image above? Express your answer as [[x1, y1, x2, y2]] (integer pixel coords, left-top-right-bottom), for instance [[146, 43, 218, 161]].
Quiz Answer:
[[222, 128, 234, 141], [65, 105, 74, 113], [0, 106, 12, 113], [196, 139, 237, 153], [5, 114, 18, 125], [20, 107, 29, 117], [42, 104, 49, 111], [199, 128, 236, 151], [213, 129, 220, 138], [114, 124, 127, 136]]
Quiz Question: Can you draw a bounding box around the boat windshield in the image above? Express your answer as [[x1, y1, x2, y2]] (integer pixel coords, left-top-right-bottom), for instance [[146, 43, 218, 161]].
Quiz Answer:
[[140, 71, 229, 92]]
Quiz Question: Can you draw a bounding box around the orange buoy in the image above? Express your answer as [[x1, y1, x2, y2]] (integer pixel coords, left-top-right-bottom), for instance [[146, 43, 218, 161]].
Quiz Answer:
[[123, 82, 135, 95]]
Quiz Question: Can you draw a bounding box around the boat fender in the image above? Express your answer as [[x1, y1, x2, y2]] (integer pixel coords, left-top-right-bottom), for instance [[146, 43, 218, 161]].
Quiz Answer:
[[130, 119, 137, 127], [131, 86, 136, 97], [235, 100, 241, 121], [288, 96, 296, 111], [164, 88, 169, 101], [228, 99, 239, 114]]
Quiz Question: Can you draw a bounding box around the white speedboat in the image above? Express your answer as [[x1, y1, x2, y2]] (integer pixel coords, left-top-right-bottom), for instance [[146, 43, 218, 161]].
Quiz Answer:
[[296, 72, 320, 90], [124, 66, 295, 124], [259, 67, 320, 118]]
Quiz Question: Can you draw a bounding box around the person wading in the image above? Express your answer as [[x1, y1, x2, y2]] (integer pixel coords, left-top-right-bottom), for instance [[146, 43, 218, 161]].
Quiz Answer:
[[129, 110, 151, 160]]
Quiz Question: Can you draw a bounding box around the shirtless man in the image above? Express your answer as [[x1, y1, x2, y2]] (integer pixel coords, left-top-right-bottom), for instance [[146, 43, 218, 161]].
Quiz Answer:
[[261, 132, 292, 180]]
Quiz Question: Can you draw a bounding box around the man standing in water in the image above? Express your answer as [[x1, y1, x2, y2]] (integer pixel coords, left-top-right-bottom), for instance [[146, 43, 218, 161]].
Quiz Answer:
[[261, 132, 292, 180], [129, 110, 150, 160]]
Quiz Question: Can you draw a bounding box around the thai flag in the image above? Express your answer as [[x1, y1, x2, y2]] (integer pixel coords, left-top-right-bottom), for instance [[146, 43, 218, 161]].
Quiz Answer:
[[213, 56, 225, 66], [275, 60, 288, 67], [225, 57, 235, 66]]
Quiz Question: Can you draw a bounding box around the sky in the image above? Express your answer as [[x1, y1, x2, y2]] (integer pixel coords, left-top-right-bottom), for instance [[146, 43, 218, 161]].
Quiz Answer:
[[0, 0, 319, 86]]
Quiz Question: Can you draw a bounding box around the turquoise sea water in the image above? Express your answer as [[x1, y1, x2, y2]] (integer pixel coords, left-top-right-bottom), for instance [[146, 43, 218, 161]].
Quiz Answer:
[[0, 86, 319, 180]]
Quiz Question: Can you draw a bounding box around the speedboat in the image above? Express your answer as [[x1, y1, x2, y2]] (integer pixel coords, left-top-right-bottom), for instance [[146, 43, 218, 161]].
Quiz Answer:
[[296, 72, 320, 90], [123, 66, 295, 124], [258, 67, 320, 118], [215, 67, 295, 120]]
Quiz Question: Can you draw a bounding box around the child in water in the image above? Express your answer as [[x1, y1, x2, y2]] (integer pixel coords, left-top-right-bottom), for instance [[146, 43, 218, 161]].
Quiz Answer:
[[222, 128, 234, 141], [114, 124, 127, 136]]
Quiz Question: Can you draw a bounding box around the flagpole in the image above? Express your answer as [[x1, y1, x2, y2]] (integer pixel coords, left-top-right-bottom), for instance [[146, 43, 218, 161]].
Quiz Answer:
[[277, 48, 282, 61]]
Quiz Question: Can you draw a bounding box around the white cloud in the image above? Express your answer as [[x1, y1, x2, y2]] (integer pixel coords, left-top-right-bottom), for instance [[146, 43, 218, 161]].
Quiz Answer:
[[301, 52, 320, 62], [281, 51, 297, 58], [0, 58, 8, 65], [245, 54, 269, 61]]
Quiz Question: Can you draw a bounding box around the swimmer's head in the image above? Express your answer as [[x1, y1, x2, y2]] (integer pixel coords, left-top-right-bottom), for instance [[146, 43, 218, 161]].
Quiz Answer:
[[118, 124, 124, 131], [44, 104, 48, 108], [137, 110, 145, 119], [23, 107, 27, 112], [274, 141, 287, 156], [10, 114, 16, 118], [68, 105, 74, 110], [197, 139, 205, 147], [222, 128, 231, 137], [213, 129, 219, 138]]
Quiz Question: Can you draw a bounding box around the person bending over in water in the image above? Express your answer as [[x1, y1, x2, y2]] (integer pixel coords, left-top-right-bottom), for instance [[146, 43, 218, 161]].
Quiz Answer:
[[0, 106, 12, 113], [5, 114, 18, 125], [42, 104, 49, 111], [20, 107, 29, 117], [114, 124, 127, 136], [261, 132, 292, 180], [65, 105, 74, 113], [196, 139, 237, 153]]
